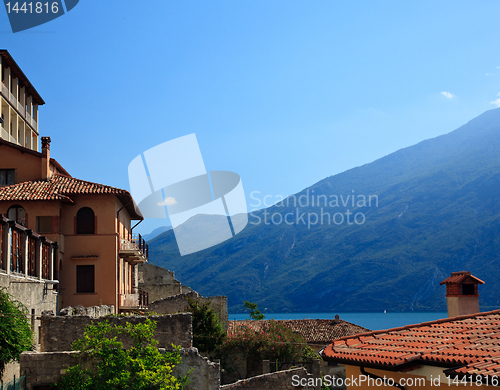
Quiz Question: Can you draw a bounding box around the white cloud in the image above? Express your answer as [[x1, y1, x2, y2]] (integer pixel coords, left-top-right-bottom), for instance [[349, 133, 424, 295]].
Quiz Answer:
[[490, 98, 500, 108], [441, 91, 455, 99], [157, 197, 177, 206]]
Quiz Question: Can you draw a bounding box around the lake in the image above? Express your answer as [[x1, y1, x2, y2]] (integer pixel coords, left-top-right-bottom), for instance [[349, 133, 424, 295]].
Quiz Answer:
[[228, 312, 448, 331]]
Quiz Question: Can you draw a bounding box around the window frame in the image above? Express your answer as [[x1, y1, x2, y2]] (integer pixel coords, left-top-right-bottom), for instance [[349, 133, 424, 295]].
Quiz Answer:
[[76, 264, 95, 294], [76, 207, 95, 235], [0, 169, 15, 186]]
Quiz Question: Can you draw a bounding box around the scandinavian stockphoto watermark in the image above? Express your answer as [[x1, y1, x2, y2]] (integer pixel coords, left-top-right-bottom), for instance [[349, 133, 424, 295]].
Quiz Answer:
[[249, 190, 379, 228], [292, 374, 500, 387], [3, 0, 79, 33], [128, 134, 248, 256]]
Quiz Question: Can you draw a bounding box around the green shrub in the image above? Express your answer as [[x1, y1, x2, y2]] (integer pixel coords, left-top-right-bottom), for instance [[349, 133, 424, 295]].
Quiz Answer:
[[56, 318, 189, 390], [185, 297, 226, 353], [0, 288, 33, 375]]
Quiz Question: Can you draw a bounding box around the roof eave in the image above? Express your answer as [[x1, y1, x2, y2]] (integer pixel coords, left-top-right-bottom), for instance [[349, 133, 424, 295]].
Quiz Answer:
[[321, 355, 466, 373], [0, 49, 45, 105]]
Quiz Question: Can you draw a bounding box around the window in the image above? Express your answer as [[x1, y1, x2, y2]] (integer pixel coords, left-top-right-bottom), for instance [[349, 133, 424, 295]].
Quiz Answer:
[[0, 169, 15, 186], [76, 265, 95, 293], [7, 205, 25, 225], [36, 216, 53, 234], [462, 284, 475, 295], [76, 207, 95, 234]]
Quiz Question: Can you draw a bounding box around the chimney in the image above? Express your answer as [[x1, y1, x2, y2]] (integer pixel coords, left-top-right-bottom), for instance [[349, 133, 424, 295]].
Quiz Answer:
[[440, 271, 485, 318], [41, 136, 51, 180]]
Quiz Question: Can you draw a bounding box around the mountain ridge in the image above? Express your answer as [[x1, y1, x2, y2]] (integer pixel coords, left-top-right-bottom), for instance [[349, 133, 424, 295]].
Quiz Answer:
[[148, 108, 500, 313]]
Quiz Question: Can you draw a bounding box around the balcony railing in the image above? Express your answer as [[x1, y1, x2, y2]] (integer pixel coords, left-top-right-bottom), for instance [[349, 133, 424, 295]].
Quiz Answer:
[[133, 234, 148, 258], [26, 112, 31, 123], [119, 290, 148, 309], [1, 83, 8, 97], [1, 127, 8, 142], [119, 234, 148, 263], [9, 92, 16, 105], [0, 215, 58, 281], [17, 101, 25, 117]]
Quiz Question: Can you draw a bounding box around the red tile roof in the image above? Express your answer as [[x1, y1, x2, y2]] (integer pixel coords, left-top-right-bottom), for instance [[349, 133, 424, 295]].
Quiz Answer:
[[321, 309, 500, 380], [228, 319, 370, 345], [440, 271, 485, 285], [0, 174, 143, 219]]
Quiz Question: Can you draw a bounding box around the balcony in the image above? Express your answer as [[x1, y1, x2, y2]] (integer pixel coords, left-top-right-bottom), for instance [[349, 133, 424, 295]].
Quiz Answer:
[[1, 127, 8, 142], [9, 92, 15, 106], [119, 290, 149, 310], [1, 129, 21, 146], [1, 83, 8, 97], [119, 234, 148, 264], [17, 101, 24, 117]]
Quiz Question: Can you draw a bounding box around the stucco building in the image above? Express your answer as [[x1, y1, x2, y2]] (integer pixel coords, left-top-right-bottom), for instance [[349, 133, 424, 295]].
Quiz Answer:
[[0, 50, 42, 152], [0, 50, 148, 314]]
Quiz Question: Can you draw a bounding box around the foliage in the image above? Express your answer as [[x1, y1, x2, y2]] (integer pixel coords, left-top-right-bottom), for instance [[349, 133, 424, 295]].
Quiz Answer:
[[302, 345, 321, 360], [0, 288, 33, 375], [218, 320, 306, 363], [243, 301, 265, 320], [56, 319, 189, 390], [185, 297, 226, 353]]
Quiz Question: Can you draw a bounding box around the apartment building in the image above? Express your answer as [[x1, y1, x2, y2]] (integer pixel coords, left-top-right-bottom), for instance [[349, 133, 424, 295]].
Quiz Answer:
[[0, 51, 149, 314], [0, 50, 43, 152]]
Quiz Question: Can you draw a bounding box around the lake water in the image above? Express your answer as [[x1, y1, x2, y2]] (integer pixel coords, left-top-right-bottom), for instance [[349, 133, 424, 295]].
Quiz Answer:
[[228, 312, 448, 331]]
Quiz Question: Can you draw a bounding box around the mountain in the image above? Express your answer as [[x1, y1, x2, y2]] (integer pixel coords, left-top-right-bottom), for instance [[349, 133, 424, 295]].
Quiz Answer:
[[143, 225, 172, 242], [148, 108, 500, 313]]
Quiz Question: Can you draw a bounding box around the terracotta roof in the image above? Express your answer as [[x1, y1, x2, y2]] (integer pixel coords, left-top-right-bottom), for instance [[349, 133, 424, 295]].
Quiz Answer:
[[228, 319, 370, 345], [440, 271, 485, 285], [321, 309, 500, 380], [0, 174, 143, 219]]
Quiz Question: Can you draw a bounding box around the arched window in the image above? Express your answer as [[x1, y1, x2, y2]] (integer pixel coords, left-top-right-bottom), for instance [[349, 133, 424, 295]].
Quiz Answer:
[[7, 205, 25, 226], [76, 207, 95, 234]]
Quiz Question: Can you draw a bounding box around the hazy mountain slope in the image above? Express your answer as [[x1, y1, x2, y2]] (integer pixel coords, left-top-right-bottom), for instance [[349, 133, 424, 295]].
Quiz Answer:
[[148, 108, 500, 313]]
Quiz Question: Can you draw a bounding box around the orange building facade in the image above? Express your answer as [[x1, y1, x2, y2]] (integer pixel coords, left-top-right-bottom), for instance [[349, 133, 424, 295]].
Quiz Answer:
[[0, 51, 148, 313]]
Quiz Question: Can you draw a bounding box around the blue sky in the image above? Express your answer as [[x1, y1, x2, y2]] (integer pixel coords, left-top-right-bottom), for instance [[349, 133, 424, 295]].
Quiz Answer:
[[2, 1, 500, 235]]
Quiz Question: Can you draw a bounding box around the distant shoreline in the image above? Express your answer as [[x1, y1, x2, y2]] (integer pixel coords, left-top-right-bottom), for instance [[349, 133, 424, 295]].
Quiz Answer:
[[228, 312, 448, 331]]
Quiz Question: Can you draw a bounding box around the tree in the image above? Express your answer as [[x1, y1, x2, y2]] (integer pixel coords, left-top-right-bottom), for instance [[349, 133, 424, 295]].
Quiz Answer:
[[56, 318, 189, 390], [243, 301, 265, 320], [185, 297, 226, 353], [0, 288, 33, 375], [219, 320, 305, 364]]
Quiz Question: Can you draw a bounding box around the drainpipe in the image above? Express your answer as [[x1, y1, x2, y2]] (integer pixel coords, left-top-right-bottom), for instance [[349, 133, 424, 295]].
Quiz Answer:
[[131, 220, 142, 232], [360, 367, 405, 390], [116, 204, 128, 314]]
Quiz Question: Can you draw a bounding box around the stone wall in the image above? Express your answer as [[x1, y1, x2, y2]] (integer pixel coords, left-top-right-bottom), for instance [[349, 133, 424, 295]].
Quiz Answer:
[[0, 273, 59, 384], [138, 263, 194, 302], [40, 313, 192, 352], [21, 348, 219, 390], [174, 348, 220, 390], [147, 292, 228, 331], [220, 368, 318, 390], [222, 356, 320, 386], [20, 351, 83, 389], [58, 304, 114, 317]]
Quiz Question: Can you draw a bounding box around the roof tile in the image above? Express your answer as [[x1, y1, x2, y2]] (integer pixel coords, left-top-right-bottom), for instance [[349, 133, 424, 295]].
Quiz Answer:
[[0, 174, 143, 219], [228, 318, 370, 345], [322, 309, 500, 379]]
